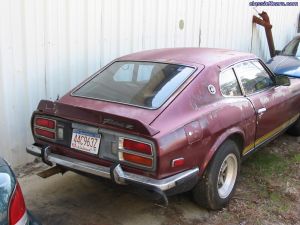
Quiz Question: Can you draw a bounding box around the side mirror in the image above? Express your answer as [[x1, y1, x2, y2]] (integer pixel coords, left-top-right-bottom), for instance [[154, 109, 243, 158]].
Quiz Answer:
[[274, 50, 281, 56], [275, 75, 290, 86]]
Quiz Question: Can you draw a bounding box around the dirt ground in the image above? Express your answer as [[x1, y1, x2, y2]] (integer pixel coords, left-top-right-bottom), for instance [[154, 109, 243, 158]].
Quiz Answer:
[[17, 134, 300, 225]]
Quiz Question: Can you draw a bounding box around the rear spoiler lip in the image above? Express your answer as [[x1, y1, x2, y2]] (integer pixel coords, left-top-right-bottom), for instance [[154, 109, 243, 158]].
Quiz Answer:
[[36, 100, 160, 136]]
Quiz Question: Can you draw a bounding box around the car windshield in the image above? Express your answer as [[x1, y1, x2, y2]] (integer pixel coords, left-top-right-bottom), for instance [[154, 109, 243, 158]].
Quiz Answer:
[[73, 61, 195, 109], [280, 38, 300, 57]]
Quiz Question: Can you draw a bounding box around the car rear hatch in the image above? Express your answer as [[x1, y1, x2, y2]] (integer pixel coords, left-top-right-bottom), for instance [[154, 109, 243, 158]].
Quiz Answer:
[[32, 61, 202, 173], [36, 60, 201, 136]]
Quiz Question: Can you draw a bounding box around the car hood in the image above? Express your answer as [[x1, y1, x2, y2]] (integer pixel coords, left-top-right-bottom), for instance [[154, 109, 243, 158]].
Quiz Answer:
[[266, 55, 300, 78], [0, 158, 8, 167], [0, 160, 15, 225]]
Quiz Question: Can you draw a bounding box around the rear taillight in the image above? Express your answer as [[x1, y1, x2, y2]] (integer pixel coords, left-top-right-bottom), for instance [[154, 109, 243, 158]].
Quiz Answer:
[[35, 128, 55, 139], [34, 116, 56, 140], [118, 137, 154, 169], [122, 138, 152, 155], [122, 152, 153, 167], [9, 183, 28, 225], [35, 118, 55, 129]]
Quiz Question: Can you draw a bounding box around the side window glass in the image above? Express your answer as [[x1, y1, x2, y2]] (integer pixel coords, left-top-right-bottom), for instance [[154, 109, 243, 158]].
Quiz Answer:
[[219, 69, 242, 96], [114, 64, 134, 81], [234, 61, 274, 95]]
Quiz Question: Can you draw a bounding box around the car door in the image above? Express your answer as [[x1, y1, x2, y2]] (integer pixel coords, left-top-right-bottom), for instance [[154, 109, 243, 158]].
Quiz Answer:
[[234, 60, 295, 151]]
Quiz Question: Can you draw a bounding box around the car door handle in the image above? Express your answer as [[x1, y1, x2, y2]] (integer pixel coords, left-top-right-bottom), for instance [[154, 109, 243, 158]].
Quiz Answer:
[[257, 108, 267, 114]]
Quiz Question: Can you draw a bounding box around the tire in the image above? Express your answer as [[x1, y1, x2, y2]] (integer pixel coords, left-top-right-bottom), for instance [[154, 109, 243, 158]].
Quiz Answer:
[[192, 139, 241, 210], [287, 118, 300, 136]]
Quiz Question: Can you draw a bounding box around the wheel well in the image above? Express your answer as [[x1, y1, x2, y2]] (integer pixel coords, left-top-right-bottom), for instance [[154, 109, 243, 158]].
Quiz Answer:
[[201, 133, 244, 178], [228, 133, 244, 155]]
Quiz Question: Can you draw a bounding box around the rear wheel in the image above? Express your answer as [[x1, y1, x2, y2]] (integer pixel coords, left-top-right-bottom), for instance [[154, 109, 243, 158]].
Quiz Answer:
[[192, 139, 241, 210], [287, 118, 300, 136]]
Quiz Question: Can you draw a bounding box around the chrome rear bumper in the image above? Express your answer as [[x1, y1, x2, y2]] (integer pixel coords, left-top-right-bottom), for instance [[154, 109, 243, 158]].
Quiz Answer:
[[26, 145, 199, 192]]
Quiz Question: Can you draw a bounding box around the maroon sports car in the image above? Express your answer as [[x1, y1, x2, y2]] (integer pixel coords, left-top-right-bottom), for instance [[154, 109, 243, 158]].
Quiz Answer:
[[26, 48, 300, 209]]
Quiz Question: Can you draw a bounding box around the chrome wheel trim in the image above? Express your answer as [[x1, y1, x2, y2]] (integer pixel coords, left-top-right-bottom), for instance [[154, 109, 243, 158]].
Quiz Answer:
[[217, 153, 238, 199]]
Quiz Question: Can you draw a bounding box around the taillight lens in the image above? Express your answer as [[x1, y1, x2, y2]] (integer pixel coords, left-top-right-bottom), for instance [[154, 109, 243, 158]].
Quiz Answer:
[[34, 116, 56, 140], [35, 118, 55, 129], [9, 183, 28, 225], [122, 152, 153, 167], [118, 137, 154, 168], [121, 138, 152, 155], [35, 128, 55, 139]]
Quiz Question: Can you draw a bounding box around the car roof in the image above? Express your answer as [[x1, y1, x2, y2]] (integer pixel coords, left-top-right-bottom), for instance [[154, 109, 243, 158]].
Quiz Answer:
[[117, 48, 257, 69]]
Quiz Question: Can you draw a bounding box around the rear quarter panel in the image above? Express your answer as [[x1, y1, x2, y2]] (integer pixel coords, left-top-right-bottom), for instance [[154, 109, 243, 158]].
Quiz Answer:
[[152, 66, 256, 178]]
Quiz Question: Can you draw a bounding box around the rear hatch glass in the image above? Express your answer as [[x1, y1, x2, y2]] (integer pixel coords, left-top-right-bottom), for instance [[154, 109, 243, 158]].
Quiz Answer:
[[72, 61, 195, 109]]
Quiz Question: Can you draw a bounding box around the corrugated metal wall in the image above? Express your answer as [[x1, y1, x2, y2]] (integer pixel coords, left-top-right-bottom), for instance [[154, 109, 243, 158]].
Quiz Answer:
[[0, 0, 299, 166]]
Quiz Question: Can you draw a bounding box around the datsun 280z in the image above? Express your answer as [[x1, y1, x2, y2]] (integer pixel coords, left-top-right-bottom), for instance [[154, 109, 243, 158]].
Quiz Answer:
[[26, 48, 300, 209]]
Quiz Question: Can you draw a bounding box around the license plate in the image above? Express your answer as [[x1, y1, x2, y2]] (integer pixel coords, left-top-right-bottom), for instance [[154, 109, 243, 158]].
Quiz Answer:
[[71, 129, 101, 155]]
